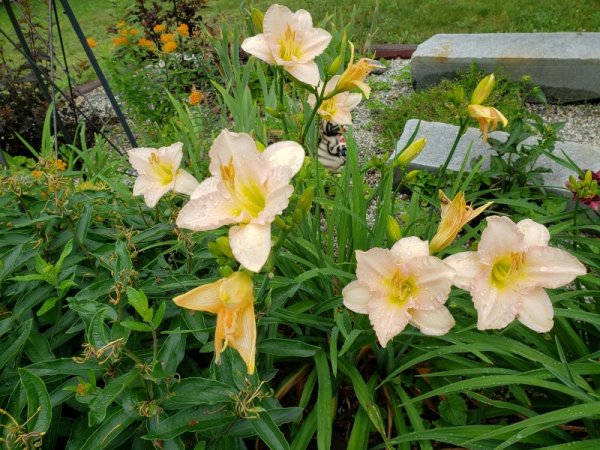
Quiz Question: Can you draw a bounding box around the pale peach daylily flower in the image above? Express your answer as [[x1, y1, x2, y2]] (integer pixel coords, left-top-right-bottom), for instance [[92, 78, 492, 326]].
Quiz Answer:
[[335, 42, 383, 99], [241, 4, 332, 86], [343, 237, 456, 347], [307, 75, 362, 125], [128, 142, 199, 208], [173, 271, 256, 374], [429, 191, 493, 254], [176, 130, 304, 272], [445, 216, 587, 332], [468, 104, 508, 143]]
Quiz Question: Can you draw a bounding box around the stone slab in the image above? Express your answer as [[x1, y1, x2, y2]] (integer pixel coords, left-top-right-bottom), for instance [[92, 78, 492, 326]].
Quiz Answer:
[[392, 119, 600, 195], [411, 33, 600, 103]]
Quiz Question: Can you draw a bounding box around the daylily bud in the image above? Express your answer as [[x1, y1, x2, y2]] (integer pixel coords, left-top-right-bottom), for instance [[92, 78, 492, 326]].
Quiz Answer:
[[274, 216, 287, 229], [394, 138, 426, 166], [292, 209, 304, 224], [254, 139, 266, 152], [297, 186, 315, 213], [386, 215, 402, 242], [216, 236, 234, 259], [219, 265, 234, 278], [328, 31, 347, 75], [208, 241, 222, 257], [404, 170, 420, 182], [250, 7, 264, 33], [470, 74, 495, 105], [265, 107, 283, 119]]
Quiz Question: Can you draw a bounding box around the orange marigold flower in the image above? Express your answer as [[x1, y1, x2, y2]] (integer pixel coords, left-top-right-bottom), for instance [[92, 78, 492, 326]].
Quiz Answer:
[[129, 29, 139, 36], [113, 36, 128, 47], [176, 23, 189, 37], [119, 28, 129, 37], [153, 24, 167, 33], [86, 37, 97, 48], [162, 41, 177, 53], [160, 33, 175, 43], [138, 38, 156, 51], [116, 21, 126, 28], [189, 89, 203, 105]]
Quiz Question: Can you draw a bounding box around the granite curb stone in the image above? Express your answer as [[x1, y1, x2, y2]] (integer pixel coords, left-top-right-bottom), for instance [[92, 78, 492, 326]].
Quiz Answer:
[[392, 119, 600, 195]]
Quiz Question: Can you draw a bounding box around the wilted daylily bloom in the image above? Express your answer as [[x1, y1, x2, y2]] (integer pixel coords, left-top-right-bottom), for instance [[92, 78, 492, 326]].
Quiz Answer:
[[343, 237, 456, 347], [176, 130, 305, 272], [173, 271, 256, 374], [445, 216, 587, 332], [308, 75, 362, 125], [429, 191, 493, 254], [241, 4, 332, 86], [128, 142, 199, 208], [334, 42, 383, 99], [468, 104, 508, 143]]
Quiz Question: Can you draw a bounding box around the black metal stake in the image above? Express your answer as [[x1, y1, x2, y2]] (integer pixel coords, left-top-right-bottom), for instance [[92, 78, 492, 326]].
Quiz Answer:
[[57, 0, 138, 148]]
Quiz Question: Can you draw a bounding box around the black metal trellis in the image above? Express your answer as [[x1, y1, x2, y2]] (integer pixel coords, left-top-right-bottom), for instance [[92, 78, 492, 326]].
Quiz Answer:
[[1, 0, 139, 167]]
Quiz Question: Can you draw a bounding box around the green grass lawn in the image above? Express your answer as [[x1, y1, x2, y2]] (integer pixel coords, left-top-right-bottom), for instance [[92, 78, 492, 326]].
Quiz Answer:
[[0, 0, 128, 83], [208, 0, 600, 47]]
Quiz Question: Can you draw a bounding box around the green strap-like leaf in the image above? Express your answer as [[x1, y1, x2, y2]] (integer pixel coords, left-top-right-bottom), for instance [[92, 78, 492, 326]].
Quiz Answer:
[[251, 409, 291, 450], [18, 367, 52, 434]]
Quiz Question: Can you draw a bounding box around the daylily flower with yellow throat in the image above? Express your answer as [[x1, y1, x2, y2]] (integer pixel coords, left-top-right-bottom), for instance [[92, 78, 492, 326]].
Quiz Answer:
[[334, 42, 383, 99], [343, 237, 456, 347], [429, 191, 493, 254], [468, 104, 508, 143], [173, 271, 256, 374], [241, 4, 332, 86], [445, 216, 587, 332], [307, 75, 362, 125], [128, 142, 199, 208], [176, 130, 304, 272]]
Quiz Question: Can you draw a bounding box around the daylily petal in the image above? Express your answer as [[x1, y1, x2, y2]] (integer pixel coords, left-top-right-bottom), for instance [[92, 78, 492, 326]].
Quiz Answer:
[[390, 236, 429, 264], [159, 142, 184, 169], [298, 27, 332, 61], [241, 34, 277, 65], [173, 279, 223, 314], [352, 80, 371, 98], [176, 186, 239, 231], [229, 303, 257, 374], [174, 169, 199, 195], [471, 276, 520, 330], [406, 256, 455, 308], [229, 223, 272, 272], [209, 130, 265, 185], [355, 248, 397, 292], [478, 216, 526, 264], [330, 108, 352, 126], [259, 173, 295, 223], [521, 246, 587, 289], [516, 218, 550, 247], [285, 60, 321, 86], [444, 251, 481, 290], [368, 295, 411, 348], [262, 4, 294, 41], [133, 177, 171, 208], [262, 140, 305, 175], [128, 147, 157, 171], [342, 280, 370, 314], [517, 287, 554, 332], [409, 306, 455, 336]]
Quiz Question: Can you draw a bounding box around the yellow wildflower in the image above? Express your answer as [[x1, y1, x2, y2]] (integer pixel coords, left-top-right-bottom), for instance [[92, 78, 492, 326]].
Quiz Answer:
[[116, 21, 126, 28], [54, 159, 67, 171], [31, 170, 44, 179], [86, 37, 96, 48], [162, 41, 177, 53]]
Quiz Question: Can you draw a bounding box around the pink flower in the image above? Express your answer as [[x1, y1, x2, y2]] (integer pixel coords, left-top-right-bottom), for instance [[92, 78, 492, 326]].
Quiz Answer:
[[343, 237, 455, 347], [445, 216, 587, 332], [241, 4, 332, 86]]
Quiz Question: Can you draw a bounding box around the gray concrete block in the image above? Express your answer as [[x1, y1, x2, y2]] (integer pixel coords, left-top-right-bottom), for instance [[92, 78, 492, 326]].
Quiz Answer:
[[392, 119, 600, 195], [411, 33, 600, 103]]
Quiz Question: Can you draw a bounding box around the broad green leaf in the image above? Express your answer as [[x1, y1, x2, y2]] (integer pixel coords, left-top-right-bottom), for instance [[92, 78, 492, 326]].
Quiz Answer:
[[162, 377, 235, 409], [439, 393, 468, 426], [154, 328, 187, 376], [258, 338, 320, 358], [143, 405, 235, 440], [55, 239, 74, 274], [0, 319, 32, 369], [250, 409, 290, 450], [127, 287, 153, 323], [87, 308, 110, 349], [152, 301, 166, 329], [37, 296, 60, 316], [72, 407, 136, 450], [26, 358, 102, 377], [18, 368, 52, 433], [228, 407, 303, 437], [120, 320, 153, 332], [88, 370, 138, 426]]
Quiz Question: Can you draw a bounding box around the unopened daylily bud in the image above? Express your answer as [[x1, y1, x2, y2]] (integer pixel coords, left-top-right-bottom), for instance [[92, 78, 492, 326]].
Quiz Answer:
[[292, 209, 304, 224], [254, 139, 266, 152], [470, 74, 495, 105], [219, 265, 234, 278], [395, 138, 426, 166], [404, 170, 420, 182], [250, 7, 264, 33], [298, 186, 315, 213], [216, 236, 234, 259], [328, 31, 347, 75], [208, 241, 223, 257], [265, 107, 283, 119], [386, 215, 402, 242], [274, 216, 287, 229]]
